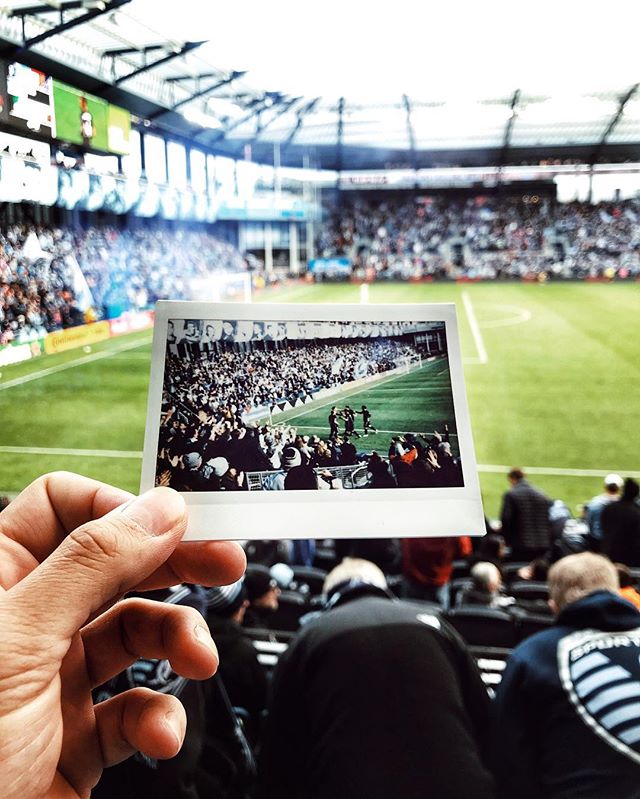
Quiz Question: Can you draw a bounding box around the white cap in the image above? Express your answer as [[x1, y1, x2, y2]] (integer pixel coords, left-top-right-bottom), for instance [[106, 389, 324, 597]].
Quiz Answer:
[[604, 473, 624, 489]]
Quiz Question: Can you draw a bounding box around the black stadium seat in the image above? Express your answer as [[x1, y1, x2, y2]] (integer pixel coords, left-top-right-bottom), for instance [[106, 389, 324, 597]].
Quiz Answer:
[[502, 563, 530, 584], [515, 611, 554, 642], [268, 591, 307, 632], [451, 559, 470, 580], [509, 581, 549, 602], [445, 607, 518, 648], [291, 566, 328, 596]]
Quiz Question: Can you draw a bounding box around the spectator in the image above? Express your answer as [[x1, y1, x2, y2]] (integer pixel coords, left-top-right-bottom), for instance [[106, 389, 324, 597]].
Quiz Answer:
[[402, 535, 472, 607], [243, 564, 281, 628], [204, 580, 268, 743], [456, 562, 514, 609], [517, 556, 550, 582], [492, 552, 640, 799], [602, 478, 640, 566], [586, 473, 624, 549], [500, 468, 553, 561], [468, 533, 507, 574], [258, 558, 496, 799], [615, 563, 640, 610]]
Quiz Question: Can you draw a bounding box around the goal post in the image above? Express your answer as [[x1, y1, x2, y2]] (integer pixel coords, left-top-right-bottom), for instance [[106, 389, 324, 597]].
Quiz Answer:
[[189, 272, 252, 303]]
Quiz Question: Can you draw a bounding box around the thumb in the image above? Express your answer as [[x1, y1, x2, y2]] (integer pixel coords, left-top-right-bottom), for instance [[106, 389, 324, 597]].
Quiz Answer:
[[7, 487, 187, 643]]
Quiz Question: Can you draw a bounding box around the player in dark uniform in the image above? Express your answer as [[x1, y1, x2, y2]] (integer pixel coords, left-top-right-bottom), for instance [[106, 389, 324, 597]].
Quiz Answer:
[[328, 406, 340, 440], [342, 405, 361, 439], [356, 404, 377, 436]]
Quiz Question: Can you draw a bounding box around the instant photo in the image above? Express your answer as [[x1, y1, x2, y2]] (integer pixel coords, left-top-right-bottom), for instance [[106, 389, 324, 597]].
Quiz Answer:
[[142, 302, 484, 540]]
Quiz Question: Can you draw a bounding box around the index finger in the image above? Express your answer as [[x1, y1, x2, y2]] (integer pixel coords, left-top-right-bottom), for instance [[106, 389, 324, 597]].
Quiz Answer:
[[0, 472, 132, 562]]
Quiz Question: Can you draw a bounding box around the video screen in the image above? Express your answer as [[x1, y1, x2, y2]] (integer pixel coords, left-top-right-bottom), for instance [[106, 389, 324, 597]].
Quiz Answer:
[[5, 62, 55, 137], [52, 81, 109, 151]]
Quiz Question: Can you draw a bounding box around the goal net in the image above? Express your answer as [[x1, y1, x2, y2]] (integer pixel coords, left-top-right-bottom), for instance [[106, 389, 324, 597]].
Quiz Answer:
[[188, 272, 252, 303]]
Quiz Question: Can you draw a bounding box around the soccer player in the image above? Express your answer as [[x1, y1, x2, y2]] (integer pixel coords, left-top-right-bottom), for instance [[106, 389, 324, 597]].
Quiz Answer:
[[328, 406, 340, 440], [356, 404, 377, 436], [342, 406, 361, 439]]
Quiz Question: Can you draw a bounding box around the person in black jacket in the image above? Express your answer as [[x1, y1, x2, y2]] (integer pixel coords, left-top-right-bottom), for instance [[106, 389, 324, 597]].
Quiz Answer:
[[500, 467, 552, 560], [602, 478, 640, 567], [258, 558, 495, 799], [492, 552, 640, 799], [204, 580, 267, 743]]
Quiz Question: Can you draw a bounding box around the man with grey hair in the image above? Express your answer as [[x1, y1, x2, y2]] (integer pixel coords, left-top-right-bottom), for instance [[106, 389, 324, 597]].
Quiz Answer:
[[258, 558, 495, 799], [492, 552, 640, 799]]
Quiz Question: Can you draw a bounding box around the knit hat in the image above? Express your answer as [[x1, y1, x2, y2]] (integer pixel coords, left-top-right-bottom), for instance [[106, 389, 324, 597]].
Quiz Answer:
[[244, 564, 277, 602], [208, 456, 229, 477], [184, 452, 202, 469], [282, 446, 301, 469], [204, 578, 247, 617]]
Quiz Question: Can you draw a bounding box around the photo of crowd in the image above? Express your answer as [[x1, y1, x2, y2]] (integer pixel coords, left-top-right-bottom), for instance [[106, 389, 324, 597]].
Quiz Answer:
[[154, 316, 464, 492]]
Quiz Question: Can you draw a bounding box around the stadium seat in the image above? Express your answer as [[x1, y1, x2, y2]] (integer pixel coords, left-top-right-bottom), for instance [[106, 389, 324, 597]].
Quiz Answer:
[[445, 607, 518, 648], [291, 566, 328, 596], [449, 577, 473, 607], [451, 559, 470, 580], [514, 611, 554, 642], [268, 591, 307, 632], [509, 581, 549, 602], [502, 563, 530, 584]]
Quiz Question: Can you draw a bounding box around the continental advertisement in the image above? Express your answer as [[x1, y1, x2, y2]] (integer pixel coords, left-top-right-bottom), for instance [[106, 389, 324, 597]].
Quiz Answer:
[[44, 321, 111, 355]]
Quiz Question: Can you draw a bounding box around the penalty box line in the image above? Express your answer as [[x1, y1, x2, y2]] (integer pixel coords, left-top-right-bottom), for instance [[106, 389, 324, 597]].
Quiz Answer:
[[462, 291, 488, 365]]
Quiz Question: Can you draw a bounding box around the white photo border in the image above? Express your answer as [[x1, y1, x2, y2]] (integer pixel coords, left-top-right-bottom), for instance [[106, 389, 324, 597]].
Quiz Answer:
[[141, 300, 485, 541]]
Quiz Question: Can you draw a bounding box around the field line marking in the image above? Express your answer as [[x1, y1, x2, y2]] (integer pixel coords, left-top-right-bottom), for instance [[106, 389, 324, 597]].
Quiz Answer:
[[462, 291, 488, 365], [0, 445, 142, 459], [478, 464, 640, 479], [0, 336, 152, 392], [0, 445, 638, 479]]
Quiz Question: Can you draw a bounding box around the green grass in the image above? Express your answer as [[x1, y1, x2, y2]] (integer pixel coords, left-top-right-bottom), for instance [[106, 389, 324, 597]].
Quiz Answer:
[[0, 282, 639, 520], [271, 356, 460, 458]]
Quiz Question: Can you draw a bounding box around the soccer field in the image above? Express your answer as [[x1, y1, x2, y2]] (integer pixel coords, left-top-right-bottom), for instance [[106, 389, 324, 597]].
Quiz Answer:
[[0, 281, 638, 522]]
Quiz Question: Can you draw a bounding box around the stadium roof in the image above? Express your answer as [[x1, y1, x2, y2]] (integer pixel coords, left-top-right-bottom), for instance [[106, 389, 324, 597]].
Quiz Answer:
[[1, 0, 640, 170]]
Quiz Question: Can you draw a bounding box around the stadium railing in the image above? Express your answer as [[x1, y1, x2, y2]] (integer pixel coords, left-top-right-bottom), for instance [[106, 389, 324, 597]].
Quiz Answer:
[[245, 463, 370, 491]]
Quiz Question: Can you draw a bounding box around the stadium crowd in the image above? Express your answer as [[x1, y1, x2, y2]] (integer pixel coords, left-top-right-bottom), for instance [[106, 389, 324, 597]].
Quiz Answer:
[[0, 224, 247, 345], [317, 196, 640, 280]]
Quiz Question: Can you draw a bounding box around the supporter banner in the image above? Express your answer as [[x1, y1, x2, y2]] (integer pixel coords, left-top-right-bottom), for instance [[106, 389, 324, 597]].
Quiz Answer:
[[44, 321, 110, 355], [109, 311, 154, 337]]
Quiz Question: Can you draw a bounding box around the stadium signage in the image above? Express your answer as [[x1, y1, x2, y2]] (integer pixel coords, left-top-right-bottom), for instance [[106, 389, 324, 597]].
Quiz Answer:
[[44, 321, 110, 355], [0, 341, 33, 367], [109, 311, 154, 337]]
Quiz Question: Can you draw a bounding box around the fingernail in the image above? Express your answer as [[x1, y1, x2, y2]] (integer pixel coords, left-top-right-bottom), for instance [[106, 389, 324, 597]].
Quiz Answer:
[[115, 488, 186, 536], [194, 623, 218, 659], [164, 709, 184, 748]]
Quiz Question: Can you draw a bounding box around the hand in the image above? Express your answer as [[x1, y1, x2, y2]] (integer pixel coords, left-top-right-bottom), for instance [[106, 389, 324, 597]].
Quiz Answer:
[[0, 472, 245, 799]]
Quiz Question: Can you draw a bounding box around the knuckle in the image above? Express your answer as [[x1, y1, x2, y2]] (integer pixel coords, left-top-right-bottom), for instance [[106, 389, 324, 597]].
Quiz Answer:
[[68, 519, 121, 563]]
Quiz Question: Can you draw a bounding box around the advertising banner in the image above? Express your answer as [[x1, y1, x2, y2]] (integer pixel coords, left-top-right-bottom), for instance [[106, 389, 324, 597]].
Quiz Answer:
[[6, 62, 55, 137], [0, 341, 33, 367], [44, 321, 110, 355], [109, 311, 154, 337]]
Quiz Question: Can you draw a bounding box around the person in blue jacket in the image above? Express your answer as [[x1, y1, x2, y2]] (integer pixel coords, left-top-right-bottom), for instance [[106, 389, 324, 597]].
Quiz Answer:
[[492, 552, 640, 799]]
